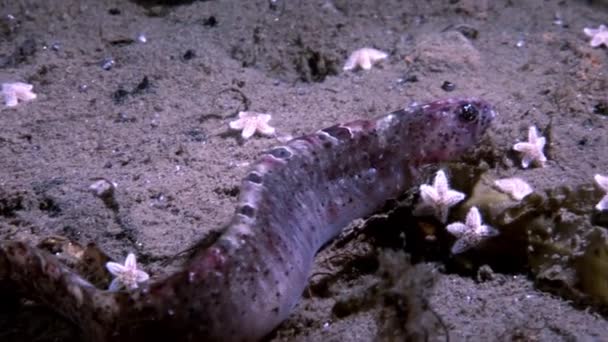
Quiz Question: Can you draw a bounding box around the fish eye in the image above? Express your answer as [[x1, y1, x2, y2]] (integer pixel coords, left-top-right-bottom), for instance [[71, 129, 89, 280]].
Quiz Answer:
[[459, 103, 479, 122]]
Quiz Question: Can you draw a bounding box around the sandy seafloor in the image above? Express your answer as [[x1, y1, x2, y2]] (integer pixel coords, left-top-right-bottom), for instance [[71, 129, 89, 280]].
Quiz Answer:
[[0, 0, 608, 341]]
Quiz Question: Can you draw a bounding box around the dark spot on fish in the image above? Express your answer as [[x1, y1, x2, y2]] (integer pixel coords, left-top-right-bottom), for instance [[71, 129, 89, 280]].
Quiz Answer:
[[246, 172, 263, 184], [268, 147, 292, 159], [238, 205, 255, 218]]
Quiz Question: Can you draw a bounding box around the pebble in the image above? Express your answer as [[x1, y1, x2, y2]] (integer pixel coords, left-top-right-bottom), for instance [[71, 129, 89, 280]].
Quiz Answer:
[[441, 81, 456, 91], [101, 58, 115, 70], [89, 179, 115, 199]]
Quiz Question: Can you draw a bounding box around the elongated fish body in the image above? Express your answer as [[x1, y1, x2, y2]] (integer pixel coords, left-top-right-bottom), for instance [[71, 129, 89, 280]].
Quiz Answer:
[[0, 98, 496, 341]]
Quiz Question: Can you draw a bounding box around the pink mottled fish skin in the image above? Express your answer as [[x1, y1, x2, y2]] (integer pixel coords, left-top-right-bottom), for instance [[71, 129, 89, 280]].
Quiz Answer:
[[0, 98, 495, 341]]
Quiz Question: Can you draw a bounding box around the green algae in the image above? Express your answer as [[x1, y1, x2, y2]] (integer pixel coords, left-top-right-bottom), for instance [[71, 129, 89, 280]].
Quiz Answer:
[[450, 170, 608, 307]]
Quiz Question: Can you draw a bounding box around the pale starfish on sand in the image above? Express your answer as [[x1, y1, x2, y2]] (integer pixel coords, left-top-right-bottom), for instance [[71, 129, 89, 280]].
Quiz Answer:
[[106, 253, 149, 291], [2, 82, 36, 107], [229, 111, 276, 139], [413, 169, 465, 223], [343, 47, 388, 71], [513, 126, 547, 168], [446, 206, 498, 254], [583, 24, 608, 48]]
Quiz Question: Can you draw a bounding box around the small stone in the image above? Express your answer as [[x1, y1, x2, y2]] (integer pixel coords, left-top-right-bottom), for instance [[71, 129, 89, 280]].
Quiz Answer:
[[454, 25, 479, 40], [182, 49, 196, 61], [593, 101, 608, 116], [477, 265, 495, 282], [441, 81, 456, 91], [101, 58, 115, 70], [203, 16, 217, 27], [89, 179, 115, 199], [397, 74, 418, 84]]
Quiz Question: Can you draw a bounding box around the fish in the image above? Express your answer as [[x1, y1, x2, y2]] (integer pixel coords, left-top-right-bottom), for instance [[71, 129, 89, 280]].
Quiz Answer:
[[0, 97, 496, 341]]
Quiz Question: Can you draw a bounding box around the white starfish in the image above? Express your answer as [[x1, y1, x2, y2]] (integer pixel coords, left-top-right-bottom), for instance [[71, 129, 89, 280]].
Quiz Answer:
[[343, 47, 388, 71], [229, 111, 276, 139], [513, 126, 547, 168], [583, 24, 608, 48], [595, 174, 608, 211], [414, 170, 465, 223], [494, 177, 533, 201], [2, 82, 36, 107], [106, 253, 149, 291], [446, 206, 498, 254]]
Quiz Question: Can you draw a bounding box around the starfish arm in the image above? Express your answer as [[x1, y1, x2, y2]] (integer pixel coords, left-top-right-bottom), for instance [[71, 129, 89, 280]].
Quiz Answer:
[[370, 50, 388, 62], [597, 195, 608, 211], [591, 35, 604, 47], [444, 190, 465, 206], [229, 119, 245, 130], [360, 57, 372, 70], [108, 278, 122, 291], [465, 207, 483, 228], [135, 270, 150, 283], [451, 237, 475, 254], [528, 126, 539, 142], [106, 261, 126, 276], [241, 124, 257, 139], [513, 142, 532, 153], [446, 222, 468, 237], [477, 224, 499, 237], [237, 111, 252, 119], [18, 89, 37, 101], [419, 184, 439, 204], [259, 114, 272, 122], [433, 170, 449, 194], [595, 174, 608, 191], [343, 55, 358, 71], [536, 136, 546, 149], [4, 92, 18, 107], [583, 27, 598, 37], [257, 123, 276, 136], [125, 253, 137, 269]]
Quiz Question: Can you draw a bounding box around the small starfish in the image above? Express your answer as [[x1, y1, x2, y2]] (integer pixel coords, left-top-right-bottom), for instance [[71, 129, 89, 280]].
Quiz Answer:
[[343, 47, 388, 71], [446, 206, 499, 254], [229, 111, 276, 139], [583, 24, 608, 48], [2, 82, 37, 107], [494, 177, 533, 201], [595, 174, 608, 211], [513, 126, 547, 168], [414, 170, 465, 223], [105, 253, 149, 291]]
